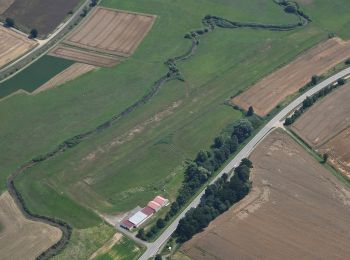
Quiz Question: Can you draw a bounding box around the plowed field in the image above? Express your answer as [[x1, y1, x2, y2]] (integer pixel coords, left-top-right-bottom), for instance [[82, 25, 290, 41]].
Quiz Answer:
[[292, 83, 350, 178], [0, 26, 36, 68], [0, 0, 14, 14], [64, 7, 155, 57], [181, 130, 350, 259], [0, 191, 62, 259], [232, 38, 350, 116]]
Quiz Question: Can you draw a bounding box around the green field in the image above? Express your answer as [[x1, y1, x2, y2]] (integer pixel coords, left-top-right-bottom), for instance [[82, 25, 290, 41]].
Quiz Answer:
[[94, 236, 144, 260], [1, 0, 350, 256], [0, 56, 73, 99]]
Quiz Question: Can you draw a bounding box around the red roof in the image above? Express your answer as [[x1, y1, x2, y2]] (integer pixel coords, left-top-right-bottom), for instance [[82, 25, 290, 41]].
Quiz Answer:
[[148, 201, 161, 210], [141, 206, 155, 216], [153, 196, 167, 205], [121, 219, 134, 229]]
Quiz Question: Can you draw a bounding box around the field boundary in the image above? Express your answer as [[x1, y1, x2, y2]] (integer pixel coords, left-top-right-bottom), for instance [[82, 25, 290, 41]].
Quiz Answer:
[[6, 1, 312, 258]]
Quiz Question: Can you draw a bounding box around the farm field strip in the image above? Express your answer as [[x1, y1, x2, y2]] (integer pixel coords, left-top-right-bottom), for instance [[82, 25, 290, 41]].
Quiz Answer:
[[0, 26, 37, 68], [32, 63, 97, 94], [180, 130, 350, 260], [0, 191, 62, 260], [232, 37, 350, 116], [0, 0, 14, 14]]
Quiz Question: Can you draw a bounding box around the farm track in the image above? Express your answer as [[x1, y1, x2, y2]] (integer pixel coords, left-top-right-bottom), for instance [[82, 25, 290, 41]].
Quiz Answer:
[[6, 1, 312, 258]]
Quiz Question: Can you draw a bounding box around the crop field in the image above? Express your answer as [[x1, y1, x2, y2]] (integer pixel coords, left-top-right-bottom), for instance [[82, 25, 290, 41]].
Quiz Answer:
[[64, 7, 155, 57], [49, 45, 120, 67], [0, 191, 62, 259], [232, 37, 350, 116], [0, 55, 73, 99], [1, 0, 350, 255], [292, 83, 350, 178], [0, 26, 36, 68], [2, 0, 81, 36], [33, 63, 96, 95], [0, 0, 14, 14], [181, 130, 350, 259]]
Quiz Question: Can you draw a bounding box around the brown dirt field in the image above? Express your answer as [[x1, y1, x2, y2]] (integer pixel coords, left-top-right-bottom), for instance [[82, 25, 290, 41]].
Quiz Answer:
[[181, 130, 350, 260], [0, 26, 36, 68], [33, 63, 97, 94], [49, 45, 120, 67], [0, 0, 14, 14], [232, 38, 350, 116], [0, 191, 62, 260], [64, 7, 155, 57], [292, 83, 350, 148], [3, 0, 81, 35]]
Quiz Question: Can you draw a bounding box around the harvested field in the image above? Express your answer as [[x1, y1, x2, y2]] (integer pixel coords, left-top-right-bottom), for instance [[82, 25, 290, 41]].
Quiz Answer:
[[0, 191, 62, 260], [232, 38, 350, 116], [64, 7, 155, 57], [0, 0, 14, 14], [181, 130, 350, 260], [292, 83, 350, 178], [3, 0, 81, 35], [33, 63, 97, 94], [0, 26, 36, 68], [49, 45, 120, 67]]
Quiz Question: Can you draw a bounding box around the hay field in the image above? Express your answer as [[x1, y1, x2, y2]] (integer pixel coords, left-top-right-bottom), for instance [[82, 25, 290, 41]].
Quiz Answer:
[[49, 45, 120, 67], [181, 130, 350, 259], [0, 26, 36, 68], [64, 7, 155, 57], [0, 191, 61, 260], [0, 0, 14, 14], [232, 38, 350, 116], [33, 63, 97, 94], [292, 83, 350, 178]]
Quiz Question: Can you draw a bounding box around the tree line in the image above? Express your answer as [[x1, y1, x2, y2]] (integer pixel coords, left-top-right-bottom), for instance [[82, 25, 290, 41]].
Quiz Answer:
[[174, 159, 252, 243], [137, 119, 256, 241]]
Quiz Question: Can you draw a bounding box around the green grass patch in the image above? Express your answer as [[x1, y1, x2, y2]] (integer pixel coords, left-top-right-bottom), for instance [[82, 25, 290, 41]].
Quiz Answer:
[[0, 55, 73, 99], [94, 236, 144, 260]]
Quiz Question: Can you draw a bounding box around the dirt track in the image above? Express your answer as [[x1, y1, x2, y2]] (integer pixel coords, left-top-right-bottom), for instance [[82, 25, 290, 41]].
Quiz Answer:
[[0, 191, 62, 260], [64, 7, 155, 57], [0, 26, 36, 68], [33, 63, 96, 94], [181, 130, 350, 260], [232, 38, 350, 116]]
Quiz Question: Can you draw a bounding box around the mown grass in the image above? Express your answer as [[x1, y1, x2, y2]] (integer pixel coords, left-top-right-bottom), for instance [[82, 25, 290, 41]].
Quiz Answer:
[[1, 0, 350, 234], [93, 236, 144, 260], [0, 56, 73, 99]]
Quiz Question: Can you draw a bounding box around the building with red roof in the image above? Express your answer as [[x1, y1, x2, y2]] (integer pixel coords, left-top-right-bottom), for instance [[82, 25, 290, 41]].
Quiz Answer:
[[153, 196, 169, 206], [141, 206, 155, 216], [147, 201, 161, 212]]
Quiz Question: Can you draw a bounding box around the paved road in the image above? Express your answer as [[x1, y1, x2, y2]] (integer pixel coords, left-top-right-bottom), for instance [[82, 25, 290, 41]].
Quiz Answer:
[[0, 0, 92, 82], [139, 66, 350, 260]]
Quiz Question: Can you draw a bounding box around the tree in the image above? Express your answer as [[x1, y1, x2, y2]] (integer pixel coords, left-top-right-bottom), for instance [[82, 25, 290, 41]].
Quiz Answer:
[[246, 106, 254, 117], [155, 255, 162, 260], [29, 29, 38, 38], [136, 228, 146, 240], [195, 150, 208, 163], [214, 136, 224, 148], [241, 158, 253, 168], [323, 153, 329, 163], [337, 78, 346, 85], [89, 0, 98, 7], [345, 58, 350, 65], [310, 75, 319, 86], [156, 218, 165, 229], [284, 4, 297, 13], [4, 18, 14, 27]]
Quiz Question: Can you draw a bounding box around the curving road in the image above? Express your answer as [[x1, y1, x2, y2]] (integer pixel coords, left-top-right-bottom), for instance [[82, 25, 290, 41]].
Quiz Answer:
[[139, 66, 350, 260]]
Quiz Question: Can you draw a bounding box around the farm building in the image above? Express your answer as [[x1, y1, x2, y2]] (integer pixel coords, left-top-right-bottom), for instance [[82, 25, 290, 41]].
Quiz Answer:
[[120, 195, 169, 230]]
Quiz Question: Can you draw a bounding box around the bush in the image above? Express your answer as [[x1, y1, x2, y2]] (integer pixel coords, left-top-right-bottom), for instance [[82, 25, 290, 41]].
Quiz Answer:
[[4, 18, 14, 27]]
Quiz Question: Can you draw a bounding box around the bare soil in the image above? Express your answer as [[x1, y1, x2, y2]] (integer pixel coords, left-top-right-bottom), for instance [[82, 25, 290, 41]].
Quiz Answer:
[[49, 45, 120, 67], [0, 191, 62, 260], [292, 83, 350, 178], [64, 7, 155, 57], [33, 63, 96, 94], [0, 0, 14, 14], [3, 0, 80, 35], [0, 26, 36, 68], [181, 130, 350, 260], [232, 38, 350, 116]]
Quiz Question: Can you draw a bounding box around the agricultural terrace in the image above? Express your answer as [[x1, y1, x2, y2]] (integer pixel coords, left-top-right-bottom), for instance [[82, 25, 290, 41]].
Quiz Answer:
[[0, 191, 62, 259], [232, 37, 350, 116], [1, 0, 350, 255], [2, 0, 81, 36], [181, 130, 350, 259], [0, 26, 36, 68], [292, 82, 350, 179]]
